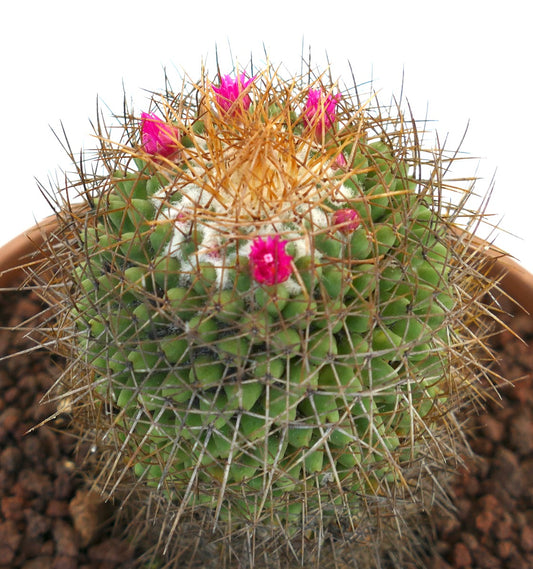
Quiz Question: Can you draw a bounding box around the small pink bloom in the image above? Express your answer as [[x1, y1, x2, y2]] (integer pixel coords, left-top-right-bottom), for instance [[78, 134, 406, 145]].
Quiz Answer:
[[332, 209, 361, 234], [334, 152, 348, 169], [212, 74, 254, 114], [141, 112, 179, 157], [304, 89, 341, 137], [175, 209, 190, 223], [249, 235, 293, 285]]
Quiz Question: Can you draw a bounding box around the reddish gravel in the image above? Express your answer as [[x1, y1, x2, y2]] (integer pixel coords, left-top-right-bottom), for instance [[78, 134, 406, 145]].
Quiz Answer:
[[0, 291, 135, 569], [430, 301, 533, 569], [1, 290, 533, 569]]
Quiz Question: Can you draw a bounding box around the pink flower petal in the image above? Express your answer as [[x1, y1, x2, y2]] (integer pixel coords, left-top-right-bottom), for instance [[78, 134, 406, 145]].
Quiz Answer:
[[141, 112, 179, 157], [249, 235, 293, 285], [332, 209, 361, 233], [304, 89, 341, 137], [335, 152, 348, 169], [212, 73, 254, 114]]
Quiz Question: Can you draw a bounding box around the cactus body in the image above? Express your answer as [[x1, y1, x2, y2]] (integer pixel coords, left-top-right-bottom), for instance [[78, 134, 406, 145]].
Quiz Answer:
[[44, 66, 497, 568]]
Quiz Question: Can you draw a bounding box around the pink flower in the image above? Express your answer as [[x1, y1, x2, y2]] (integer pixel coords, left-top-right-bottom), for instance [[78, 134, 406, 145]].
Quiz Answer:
[[249, 235, 293, 285], [334, 152, 348, 169], [304, 89, 341, 138], [212, 74, 254, 114], [141, 112, 179, 157], [332, 209, 361, 234]]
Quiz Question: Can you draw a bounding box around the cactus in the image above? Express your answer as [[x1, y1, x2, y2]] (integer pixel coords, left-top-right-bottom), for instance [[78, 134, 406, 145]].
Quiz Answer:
[[40, 65, 498, 568]]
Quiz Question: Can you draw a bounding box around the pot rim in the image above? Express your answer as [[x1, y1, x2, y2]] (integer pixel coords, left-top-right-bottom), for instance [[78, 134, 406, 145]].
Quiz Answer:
[[1, 216, 533, 315], [0, 214, 58, 289]]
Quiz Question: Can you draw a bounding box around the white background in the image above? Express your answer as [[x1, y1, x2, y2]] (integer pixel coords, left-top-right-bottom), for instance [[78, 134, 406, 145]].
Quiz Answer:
[[1, 0, 532, 272]]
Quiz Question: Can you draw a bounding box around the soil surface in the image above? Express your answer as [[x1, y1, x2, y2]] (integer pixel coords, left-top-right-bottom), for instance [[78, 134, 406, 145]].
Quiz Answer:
[[0, 291, 136, 569], [1, 290, 532, 569], [429, 300, 533, 569]]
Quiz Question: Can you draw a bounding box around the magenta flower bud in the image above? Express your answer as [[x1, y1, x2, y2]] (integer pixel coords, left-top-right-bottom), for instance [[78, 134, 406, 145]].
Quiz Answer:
[[212, 73, 255, 114], [334, 152, 348, 169], [249, 235, 293, 285], [141, 112, 180, 157], [332, 208, 361, 234], [304, 89, 341, 137]]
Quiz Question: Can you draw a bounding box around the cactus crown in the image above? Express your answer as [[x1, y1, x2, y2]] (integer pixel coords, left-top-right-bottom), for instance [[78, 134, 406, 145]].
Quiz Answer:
[[40, 64, 498, 568]]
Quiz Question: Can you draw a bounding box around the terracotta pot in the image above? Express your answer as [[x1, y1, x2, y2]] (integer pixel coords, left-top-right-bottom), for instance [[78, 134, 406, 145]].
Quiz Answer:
[[2, 216, 533, 314], [0, 204, 88, 289], [453, 229, 533, 316], [0, 215, 59, 288], [1, 218, 532, 569]]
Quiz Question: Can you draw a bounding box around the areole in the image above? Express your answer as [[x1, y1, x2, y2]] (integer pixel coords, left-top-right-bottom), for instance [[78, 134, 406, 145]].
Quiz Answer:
[[2, 216, 532, 314], [2, 66, 533, 569]]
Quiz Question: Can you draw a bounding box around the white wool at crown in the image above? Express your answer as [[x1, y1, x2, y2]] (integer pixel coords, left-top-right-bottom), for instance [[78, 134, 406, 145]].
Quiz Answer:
[[1, 69, 529, 273], [149, 136, 352, 293], [1, 0, 531, 274]]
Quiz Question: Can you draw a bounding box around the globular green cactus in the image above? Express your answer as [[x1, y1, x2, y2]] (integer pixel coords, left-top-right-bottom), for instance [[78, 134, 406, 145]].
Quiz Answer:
[[42, 65, 498, 568]]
